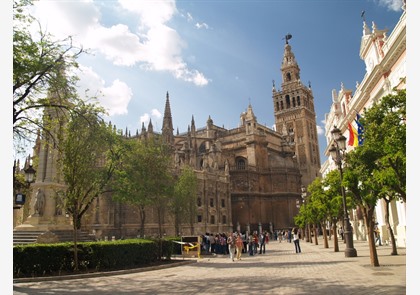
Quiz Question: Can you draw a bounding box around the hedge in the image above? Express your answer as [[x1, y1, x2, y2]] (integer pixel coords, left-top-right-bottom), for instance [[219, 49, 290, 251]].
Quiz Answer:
[[13, 237, 179, 278]]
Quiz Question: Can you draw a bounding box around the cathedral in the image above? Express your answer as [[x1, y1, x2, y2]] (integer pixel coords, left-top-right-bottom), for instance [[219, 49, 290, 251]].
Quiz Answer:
[[14, 38, 321, 240]]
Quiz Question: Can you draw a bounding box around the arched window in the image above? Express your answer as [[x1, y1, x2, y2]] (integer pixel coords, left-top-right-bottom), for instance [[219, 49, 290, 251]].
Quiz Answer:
[[198, 142, 206, 154], [286, 95, 291, 108], [236, 158, 246, 170], [286, 72, 291, 81]]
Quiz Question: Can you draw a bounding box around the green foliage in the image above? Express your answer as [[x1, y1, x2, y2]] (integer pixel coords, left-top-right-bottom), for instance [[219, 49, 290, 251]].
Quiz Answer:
[[112, 139, 175, 238], [295, 172, 348, 229], [13, 239, 175, 278], [58, 111, 123, 230], [13, 0, 85, 153], [172, 166, 198, 235], [343, 89, 406, 208], [360, 89, 406, 202]]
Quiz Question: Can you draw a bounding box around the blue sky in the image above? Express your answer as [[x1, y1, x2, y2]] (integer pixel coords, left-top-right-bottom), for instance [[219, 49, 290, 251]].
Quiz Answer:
[[28, 0, 404, 164]]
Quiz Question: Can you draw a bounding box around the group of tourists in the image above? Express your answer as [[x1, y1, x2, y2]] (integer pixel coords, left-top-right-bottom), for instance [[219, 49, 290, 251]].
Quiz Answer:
[[274, 228, 293, 243], [200, 230, 277, 261]]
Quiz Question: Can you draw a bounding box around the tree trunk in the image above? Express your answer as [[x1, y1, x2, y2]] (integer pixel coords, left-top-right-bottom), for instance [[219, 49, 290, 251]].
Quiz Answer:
[[305, 223, 312, 243], [332, 220, 339, 252], [307, 223, 312, 243], [72, 213, 79, 271], [174, 209, 180, 237], [189, 213, 194, 236], [313, 224, 318, 245], [363, 206, 380, 266], [322, 223, 329, 248], [139, 205, 146, 237], [383, 197, 398, 255]]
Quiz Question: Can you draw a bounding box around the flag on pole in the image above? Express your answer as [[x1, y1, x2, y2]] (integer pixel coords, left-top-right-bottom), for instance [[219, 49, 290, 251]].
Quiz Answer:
[[347, 122, 359, 147], [355, 113, 364, 145]]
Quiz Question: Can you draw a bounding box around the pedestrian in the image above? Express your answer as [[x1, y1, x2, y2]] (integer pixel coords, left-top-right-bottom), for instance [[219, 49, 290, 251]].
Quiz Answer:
[[288, 228, 292, 243], [235, 233, 244, 260], [293, 227, 301, 253], [339, 227, 344, 240], [259, 231, 266, 254], [374, 225, 382, 246], [209, 233, 216, 253], [219, 234, 227, 254], [242, 232, 248, 253], [253, 232, 259, 255], [248, 234, 254, 256], [227, 232, 236, 261]]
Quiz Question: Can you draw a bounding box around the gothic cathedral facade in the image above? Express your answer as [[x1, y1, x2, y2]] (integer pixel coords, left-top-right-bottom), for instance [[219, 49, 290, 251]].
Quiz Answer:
[[15, 39, 321, 240]]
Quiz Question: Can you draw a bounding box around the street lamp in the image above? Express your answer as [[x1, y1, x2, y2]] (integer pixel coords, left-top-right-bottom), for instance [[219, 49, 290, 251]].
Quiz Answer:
[[14, 164, 36, 209], [24, 165, 36, 183], [301, 186, 310, 243], [328, 126, 357, 257]]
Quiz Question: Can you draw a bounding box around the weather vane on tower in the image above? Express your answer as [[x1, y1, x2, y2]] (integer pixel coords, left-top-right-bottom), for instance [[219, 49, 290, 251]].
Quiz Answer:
[[283, 33, 292, 44]]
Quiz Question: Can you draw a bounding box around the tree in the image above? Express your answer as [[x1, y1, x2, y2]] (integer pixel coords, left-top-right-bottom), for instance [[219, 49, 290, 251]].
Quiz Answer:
[[172, 166, 198, 236], [321, 170, 347, 252], [13, 0, 84, 152], [350, 89, 406, 256], [112, 139, 151, 238], [343, 147, 381, 266], [297, 182, 324, 246], [307, 178, 329, 248], [142, 141, 174, 240], [363, 89, 406, 202], [58, 108, 123, 270], [112, 139, 174, 240]]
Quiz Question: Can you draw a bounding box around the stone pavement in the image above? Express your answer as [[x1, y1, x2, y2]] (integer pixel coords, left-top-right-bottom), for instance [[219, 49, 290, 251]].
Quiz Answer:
[[13, 239, 408, 295]]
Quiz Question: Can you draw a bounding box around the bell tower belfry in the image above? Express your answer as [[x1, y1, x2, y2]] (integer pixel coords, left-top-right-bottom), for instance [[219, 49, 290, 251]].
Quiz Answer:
[[272, 34, 321, 188]]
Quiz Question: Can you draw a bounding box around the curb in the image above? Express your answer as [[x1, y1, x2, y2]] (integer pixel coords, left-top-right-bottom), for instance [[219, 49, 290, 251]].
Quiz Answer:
[[13, 259, 196, 283]]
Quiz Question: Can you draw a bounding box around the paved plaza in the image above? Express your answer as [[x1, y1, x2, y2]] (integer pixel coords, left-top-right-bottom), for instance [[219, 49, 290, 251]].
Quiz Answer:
[[13, 239, 408, 295]]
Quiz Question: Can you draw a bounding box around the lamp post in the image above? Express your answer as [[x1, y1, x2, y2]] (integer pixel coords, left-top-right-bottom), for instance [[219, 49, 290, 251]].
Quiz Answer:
[[301, 186, 310, 243], [328, 126, 357, 257], [13, 163, 36, 209]]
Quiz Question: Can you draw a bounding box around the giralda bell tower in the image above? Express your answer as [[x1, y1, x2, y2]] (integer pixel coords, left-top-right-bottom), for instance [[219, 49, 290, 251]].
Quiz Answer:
[[272, 34, 321, 188]]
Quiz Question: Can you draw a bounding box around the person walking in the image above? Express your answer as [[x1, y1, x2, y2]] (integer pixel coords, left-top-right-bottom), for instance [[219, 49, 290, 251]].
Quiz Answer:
[[293, 227, 301, 253], [235, 233, 244, 260], [253, 232, 259, 255], [339, 227, 344, 240], [288, 228, 292, 243], [259, 232, 266, 254], [248, 234, 254, 256], [374, 224, 382, 246], [227, 232, 236, 261]]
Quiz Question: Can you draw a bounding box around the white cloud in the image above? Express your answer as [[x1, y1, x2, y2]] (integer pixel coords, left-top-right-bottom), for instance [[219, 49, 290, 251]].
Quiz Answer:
[[119, 0, 176, 28], [195, 22, 209, 29], [101, 79, 133, 116], [32, 0, 209, 86], [186, 12, 193, 22], [32, 0, 100, 40], [76, 66, 132, 116], [140, 113, 150, 126], [317, 125, 324, 136], [377, 0, 404, 12], [139, 109, 161, 126], [151, 109, 162, 118]]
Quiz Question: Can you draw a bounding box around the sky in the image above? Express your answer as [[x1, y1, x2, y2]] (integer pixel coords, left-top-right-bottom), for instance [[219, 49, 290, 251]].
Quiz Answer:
[[23, 0, 405, 165], [3, 1, 414, 291]]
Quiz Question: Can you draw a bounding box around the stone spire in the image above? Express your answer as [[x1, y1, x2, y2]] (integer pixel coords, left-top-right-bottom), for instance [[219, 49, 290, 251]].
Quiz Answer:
[[281, 37, 301, 90], [161, 91, 174, 145]]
